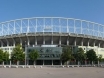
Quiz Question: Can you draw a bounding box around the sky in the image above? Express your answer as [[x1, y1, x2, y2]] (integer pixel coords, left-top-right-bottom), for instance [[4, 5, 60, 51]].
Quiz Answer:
[[0, 0, 104, 24]]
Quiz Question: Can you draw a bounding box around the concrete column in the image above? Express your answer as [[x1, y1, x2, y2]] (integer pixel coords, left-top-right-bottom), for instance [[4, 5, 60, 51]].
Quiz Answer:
[[6, 39, 9, 46], [10, 60, 11, 66], [67, 39, 69, 45], [60, 60, 62, 65], [93, 42, 95, 47], [52, 60, 53, 66], [27, 59, 29, 65], [13, 42, 15, 47], [35, 36, 37, 46], [88, 41, 89, 46], [59, 40, 61, 47], [20, 38, 22, 46], [43, 37, 45, 45], [27, 40, 30, 46], [1, 40, 3, 47], [99, 43, 100, 48], [81, 41, 83, 46], [20, 42, 22, 46], [51, 37, 53, 45], [43, 60, 44, 66], [74, 39, 76, 46], [35, 39, 37, 45], [59, 37, 61, 47]]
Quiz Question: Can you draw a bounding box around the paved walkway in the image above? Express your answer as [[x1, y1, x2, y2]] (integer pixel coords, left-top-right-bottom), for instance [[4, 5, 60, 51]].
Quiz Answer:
[[0, 67, 104, 78]]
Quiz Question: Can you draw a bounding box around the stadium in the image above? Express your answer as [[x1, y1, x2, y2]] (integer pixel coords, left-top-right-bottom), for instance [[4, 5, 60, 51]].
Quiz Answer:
[[0, 17, 104, 65]]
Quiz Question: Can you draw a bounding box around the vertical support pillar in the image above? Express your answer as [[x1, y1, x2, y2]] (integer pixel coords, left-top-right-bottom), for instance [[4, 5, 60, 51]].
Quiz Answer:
[[35, 39, 37, 46], [10, 60, 11, 66], [52, 60, 53, 66], [93, 40, 96, 47], [88, 41, 89, 46], [103, 43, 104, 48], [99, 43, 100, 48], [51, 36, 53, 45], [93, 42, 95, 47], [59, 40, 61, 47], [88, 39, 90, 47], [74, 20, 75, 33], [74, 38, 76, 46], [35, 36, 37, 46], [67, 39, 69, 45], [14, 21, 15, 34], [67, 19, 68, 33], [27, 40, 29, 46], [6, 39, 9, 47], [27, 59, 29, 65], [43, 60, 44, 66], [59, 36, 61, 47], [43, 36, 45, 45], [67, 36, 69, 46], [81, 39, 83, 46], [27, 36, 30, 46], [60, 60, 62, 65], [81, 21, 82, 34], [13, 41, 15, 47], [20, 37, 22, 46], [1, 40, 3, 47]]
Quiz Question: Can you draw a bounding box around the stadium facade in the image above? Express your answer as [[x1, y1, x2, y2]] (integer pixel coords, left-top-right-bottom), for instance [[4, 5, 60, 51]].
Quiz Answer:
[[0, 17, 104, 65]]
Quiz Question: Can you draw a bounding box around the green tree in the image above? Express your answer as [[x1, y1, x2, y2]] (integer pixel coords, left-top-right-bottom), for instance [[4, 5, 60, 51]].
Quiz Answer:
[[29, 50, 39, 65], [60, 46, 72, 65], [11, 44, 25, 65], [3, 51, 9, 64], [86, 49, 97, 64], [75, 48, 86, 65], [98, 55, 102, 62], [0, 49, 4, 65], [97, 55, 103, 65]]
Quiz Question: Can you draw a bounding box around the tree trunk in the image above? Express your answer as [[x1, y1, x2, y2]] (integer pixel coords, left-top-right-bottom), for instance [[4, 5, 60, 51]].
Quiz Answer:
[[98, 60, 99, 66], [85, 60, 87, 65], [2, 61, 4, 67], [10, 60, 11, 66], [34, 61, 35, 66], [92, 61, 93, 65], [78, 61, 80, 65], [17, 61, 19, 66]]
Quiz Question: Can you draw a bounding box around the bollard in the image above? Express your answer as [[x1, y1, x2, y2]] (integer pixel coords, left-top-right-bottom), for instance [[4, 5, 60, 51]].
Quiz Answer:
[[67, 66, 69, 68], [40, 66, 42, 68], [34, 66, 36, 68], [72, 66, 74, 68], [4, 66, 6, 68], [62, 66, 64, 68], [22, 66, 24, 68], [8, 66, 11, 68], [16, 66, 18, 68], [27, 66, 30, 68]]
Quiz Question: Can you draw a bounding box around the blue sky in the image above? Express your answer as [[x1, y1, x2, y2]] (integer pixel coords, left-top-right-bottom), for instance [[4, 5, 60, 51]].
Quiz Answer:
[[0, 0, 104, 24]]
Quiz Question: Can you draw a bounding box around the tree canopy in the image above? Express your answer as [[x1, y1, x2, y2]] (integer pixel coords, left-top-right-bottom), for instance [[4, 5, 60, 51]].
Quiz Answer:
[[3, 51, 9, 62], [29, 50, 39, 61], [0, 49, 4, 62], [0, 49, 9, 63], [75, 48, 86, 62], [60, 46, 72, 62], [11, 44, 25, 62], [86, 49, 97, 62]]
